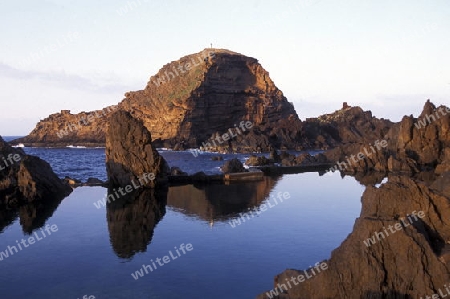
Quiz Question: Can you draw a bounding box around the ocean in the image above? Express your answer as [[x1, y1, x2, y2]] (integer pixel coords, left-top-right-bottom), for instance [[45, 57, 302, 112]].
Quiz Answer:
[[0, 137, 364, 299]]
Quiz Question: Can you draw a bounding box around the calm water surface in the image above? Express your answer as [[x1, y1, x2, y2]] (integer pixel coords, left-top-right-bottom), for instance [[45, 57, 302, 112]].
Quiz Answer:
[[0, 143, 364, 299]]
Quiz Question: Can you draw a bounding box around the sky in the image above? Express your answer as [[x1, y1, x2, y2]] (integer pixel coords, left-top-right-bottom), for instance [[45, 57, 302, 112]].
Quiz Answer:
[[0, 0, 449, 135]]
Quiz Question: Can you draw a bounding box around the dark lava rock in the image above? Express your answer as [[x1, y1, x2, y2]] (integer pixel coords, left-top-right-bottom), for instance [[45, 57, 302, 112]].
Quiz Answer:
[[256, 175, 450, 299], [106, 110, 170, 188], [245, 155, 272, 166], [0, 135, 72, 204], [221, 158, 246, 174]]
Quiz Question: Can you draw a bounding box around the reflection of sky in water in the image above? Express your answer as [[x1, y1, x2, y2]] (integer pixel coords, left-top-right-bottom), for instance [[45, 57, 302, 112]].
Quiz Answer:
[[0, 172, 363, 299]]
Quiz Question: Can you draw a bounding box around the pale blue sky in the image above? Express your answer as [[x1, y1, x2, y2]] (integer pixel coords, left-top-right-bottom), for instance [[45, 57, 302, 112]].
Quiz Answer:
[[1, 0, 449, 135]]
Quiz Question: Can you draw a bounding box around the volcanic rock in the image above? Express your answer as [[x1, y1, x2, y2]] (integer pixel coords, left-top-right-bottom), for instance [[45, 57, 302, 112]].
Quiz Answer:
[[245, 155, 272, 166], [106, 110, 170, 188], [118, 48, 302, 152], [221, 158, 246, 174], [299, 105, 393, 150], [11, 106, 118, 147], [0, 135, 72, 204], [256, 175, 450, 298], [323, 100, 449, 174]]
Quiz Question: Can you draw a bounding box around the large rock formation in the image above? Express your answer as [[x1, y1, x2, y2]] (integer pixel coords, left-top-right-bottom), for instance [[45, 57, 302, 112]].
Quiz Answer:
[[297, 103, 393, 150], [11, 106, 117, 147], [10, 50, 395, 153], [323, 100, 449, 175], [118, 48, 302, 152], [256, 174, 450, 298], [256, 100, 450, 299], [0, 135, 72, 205], [105, 110, 170, 188]]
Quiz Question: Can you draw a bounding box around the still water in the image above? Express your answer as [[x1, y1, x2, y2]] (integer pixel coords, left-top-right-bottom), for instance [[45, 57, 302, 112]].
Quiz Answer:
[[0, 174, 364, 298], [0, 144, 364, 298]]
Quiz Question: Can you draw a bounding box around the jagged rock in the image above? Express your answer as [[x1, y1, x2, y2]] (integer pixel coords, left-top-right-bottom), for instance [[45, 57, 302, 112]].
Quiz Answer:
[[221, 158, 246, 174], [0, 136, 72, 204], [386, 100, 449, 170], [257, 175, 450, 299], [105, 110, 170, 188], [245, 155, 272, 166], [323, 101, 449, 174], [12, 49, 395, 152], [10, 106, 118, 147], [299, 106, 393, 149]]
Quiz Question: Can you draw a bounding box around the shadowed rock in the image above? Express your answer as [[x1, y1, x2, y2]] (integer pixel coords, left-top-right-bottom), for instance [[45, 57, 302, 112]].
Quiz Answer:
[[256, 175, 450, 298], [323, 100, 449, 175], [105, 110, 170, 188], [221, 158, 246, 174], [0, 135, 71, 205]]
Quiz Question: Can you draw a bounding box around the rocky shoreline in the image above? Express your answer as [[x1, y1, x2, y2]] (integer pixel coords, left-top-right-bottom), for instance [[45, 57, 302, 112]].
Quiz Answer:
[[2, 48, 449, 299]]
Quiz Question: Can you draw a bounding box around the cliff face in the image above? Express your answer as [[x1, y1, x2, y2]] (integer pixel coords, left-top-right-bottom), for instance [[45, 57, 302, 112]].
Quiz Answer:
[[11, 49, 394, 151], [11, 106, 117, 147], [119, 48, 302, 151]]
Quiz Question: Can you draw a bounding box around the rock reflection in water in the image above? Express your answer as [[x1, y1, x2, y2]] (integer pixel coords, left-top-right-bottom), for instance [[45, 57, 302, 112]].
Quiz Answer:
[[106, 188, 167, 259], [0, 194, 64, 235], [167, 176, 280, 224]]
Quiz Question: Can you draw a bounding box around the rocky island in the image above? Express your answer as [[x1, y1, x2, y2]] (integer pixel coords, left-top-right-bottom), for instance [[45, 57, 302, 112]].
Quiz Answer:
[[2, 47, 449, 299], [10, 49, 393, 153]]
